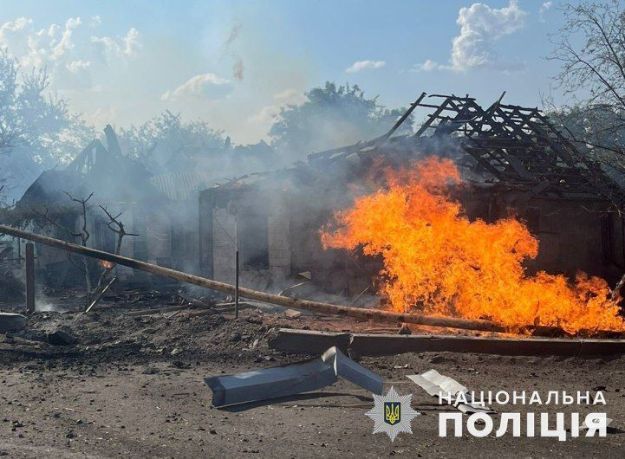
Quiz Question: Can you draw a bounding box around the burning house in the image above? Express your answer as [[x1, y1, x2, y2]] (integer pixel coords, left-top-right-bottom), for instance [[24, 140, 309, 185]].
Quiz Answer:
[[5, 92, 625, 332], [198, 93, 625, 313]]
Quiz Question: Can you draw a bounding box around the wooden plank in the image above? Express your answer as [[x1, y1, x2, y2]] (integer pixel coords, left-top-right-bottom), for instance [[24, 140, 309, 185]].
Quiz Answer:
[[85, 277, 117, 313]]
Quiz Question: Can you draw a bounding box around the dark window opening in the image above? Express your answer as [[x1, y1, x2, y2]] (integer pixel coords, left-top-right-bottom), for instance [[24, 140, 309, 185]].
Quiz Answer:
[[238, 213, 269, 269]]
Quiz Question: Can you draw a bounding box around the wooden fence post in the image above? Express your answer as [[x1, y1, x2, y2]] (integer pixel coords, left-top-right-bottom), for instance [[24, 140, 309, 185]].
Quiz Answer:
[[25, 242, 35, 314]]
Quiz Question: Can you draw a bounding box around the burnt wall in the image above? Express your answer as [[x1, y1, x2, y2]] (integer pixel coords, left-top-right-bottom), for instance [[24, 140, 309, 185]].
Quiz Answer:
[[461, 187, 624, 283], [199, 174, 623, 298], [200, 185, 298, 290], [199, 177, 378, 296]]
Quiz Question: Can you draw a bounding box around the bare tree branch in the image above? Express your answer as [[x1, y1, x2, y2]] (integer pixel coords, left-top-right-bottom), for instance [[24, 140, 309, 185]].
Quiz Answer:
[[60, 192, 94, 303], [86, 205, 138, 312], [560, 123, 625, 155], [550, 2, 625, 111]]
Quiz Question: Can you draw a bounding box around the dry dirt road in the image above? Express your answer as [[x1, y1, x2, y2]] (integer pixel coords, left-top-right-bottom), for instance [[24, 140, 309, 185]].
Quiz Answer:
[[0, 306, 624, 458]]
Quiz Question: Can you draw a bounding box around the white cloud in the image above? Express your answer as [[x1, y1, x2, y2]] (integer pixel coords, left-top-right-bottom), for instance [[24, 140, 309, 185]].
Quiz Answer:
[[0, 17, 35, 61], [345, 60, 386, 73], [412, 59, 446, 72], [161, 73, 231, 101], [50, 17, 81, 60], [0, 17, 31, 37], [91, 27, 141, 59], [66, 59, 91, 73], [452, 0, 527, 70], [0, 16, 141, 87], [417, 1, 527, 73], [249, 88, 308, 126], [0, 16, 86, 70], [539, 1, 553, 22]]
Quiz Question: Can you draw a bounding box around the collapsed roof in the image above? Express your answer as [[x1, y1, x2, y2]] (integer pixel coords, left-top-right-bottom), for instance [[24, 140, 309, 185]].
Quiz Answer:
[[16, 125, 158, 212], [307, 93, 625, 206]]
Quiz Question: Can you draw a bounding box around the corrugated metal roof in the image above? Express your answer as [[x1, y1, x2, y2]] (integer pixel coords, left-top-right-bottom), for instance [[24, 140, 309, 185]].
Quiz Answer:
[[149, 171, 217, 201]]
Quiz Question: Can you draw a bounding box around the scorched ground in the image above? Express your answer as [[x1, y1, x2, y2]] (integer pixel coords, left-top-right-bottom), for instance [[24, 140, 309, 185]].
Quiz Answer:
[[0, 298, 624, 458]]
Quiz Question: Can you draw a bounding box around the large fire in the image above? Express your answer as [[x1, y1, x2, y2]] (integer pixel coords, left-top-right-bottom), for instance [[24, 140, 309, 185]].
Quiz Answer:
[[321, 157, 625, 334]]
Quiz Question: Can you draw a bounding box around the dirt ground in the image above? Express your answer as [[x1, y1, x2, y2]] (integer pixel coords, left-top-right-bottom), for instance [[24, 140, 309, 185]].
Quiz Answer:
[[1, 295, 625, 458]]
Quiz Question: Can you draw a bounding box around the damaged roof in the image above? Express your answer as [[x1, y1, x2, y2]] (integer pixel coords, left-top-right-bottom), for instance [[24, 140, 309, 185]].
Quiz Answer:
[[307, 92, 625, 205], [16, 125, 161, 212]]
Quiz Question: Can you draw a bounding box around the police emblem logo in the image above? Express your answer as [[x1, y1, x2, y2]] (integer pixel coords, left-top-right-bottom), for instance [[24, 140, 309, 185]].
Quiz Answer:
[[384, 402, 401, 425], [366, 386, 420, 441]]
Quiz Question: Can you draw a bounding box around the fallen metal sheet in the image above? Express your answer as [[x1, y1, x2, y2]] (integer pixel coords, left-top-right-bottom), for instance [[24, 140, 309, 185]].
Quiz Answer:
[[205, 346, 383, 407], [415, 369, 467, 395], [407, 369, 494, 414], [325, 346, 384, 395], [206, 357, 336, 407]]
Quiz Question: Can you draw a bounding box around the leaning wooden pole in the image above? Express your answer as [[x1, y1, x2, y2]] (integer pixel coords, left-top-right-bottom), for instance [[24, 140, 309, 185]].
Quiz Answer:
[[0, 224, 507, 333]]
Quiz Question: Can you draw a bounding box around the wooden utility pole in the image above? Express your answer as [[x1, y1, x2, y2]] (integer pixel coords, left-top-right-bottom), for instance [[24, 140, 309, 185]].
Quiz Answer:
[[233, 209, 240, 319], [0, 224, 509, 333], [235, 249, 240, 319], [25, 242, 35, 314]]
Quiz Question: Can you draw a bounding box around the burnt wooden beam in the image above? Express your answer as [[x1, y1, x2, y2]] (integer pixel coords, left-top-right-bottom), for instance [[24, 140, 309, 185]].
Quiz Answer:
[[351, 333, 625, 357], [380, 92, 426, 141], [269, 329, 351, 355], [414, 100, 451, 137], [270, 329, 625, 357]]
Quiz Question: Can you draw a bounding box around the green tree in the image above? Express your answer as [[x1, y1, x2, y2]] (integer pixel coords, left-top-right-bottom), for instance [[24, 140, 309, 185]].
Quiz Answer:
[[269, 82, 413, 156], [0, 50, 93, 201], [119, 110, 228, 174]]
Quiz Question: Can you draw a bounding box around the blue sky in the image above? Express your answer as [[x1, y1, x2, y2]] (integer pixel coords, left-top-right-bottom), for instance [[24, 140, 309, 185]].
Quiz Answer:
[[0, 0, 570, 143]]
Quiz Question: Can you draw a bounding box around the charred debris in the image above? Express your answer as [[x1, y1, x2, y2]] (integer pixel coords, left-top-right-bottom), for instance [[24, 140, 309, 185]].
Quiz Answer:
[[1, 92, 625, 316]]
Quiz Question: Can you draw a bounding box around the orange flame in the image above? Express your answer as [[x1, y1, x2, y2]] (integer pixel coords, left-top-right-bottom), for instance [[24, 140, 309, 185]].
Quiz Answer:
[[99, 260, 115, 270], [321, 157, 625, 334]]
